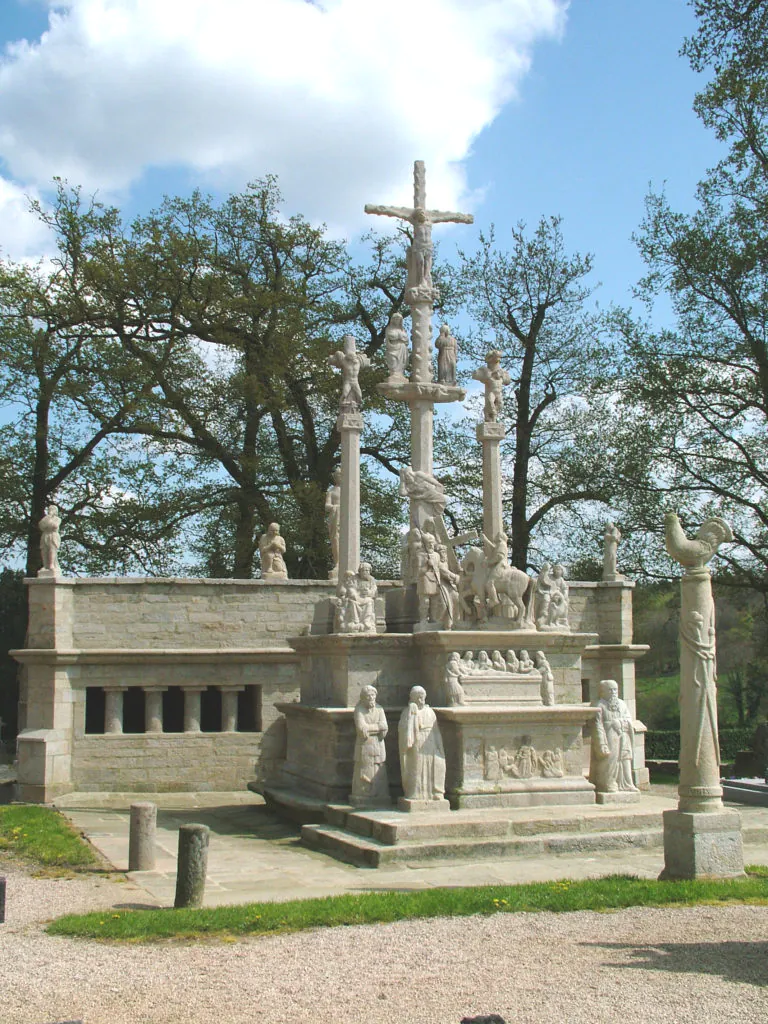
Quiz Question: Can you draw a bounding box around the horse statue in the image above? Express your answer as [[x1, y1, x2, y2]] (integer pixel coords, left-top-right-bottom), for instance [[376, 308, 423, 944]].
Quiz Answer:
[[459, 546, 534, 627]]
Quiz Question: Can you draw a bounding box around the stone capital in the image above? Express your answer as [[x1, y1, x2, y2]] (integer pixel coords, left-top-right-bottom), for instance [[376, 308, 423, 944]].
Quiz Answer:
[[336, 411, 364, 433], [475, 421, 506, 442]]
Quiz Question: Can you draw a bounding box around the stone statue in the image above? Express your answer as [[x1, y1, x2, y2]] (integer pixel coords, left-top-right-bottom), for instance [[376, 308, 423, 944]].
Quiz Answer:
[[476, 650, 493, 672], [415, 529, 459, 629], [548, 564, 570, 629], [461, 651, 476, 674], [534, 651, 555, 706], [472, 350, 511, 422], [664, 512, 733, 812], [398, 686, 446, 803], [258, 523, 288, 579], [325, 469, 341, 579], [603, 522, 623, 580], [435, 324, 458, 385], [509, 737, 538, 779], [328, 334, 370, 412], [445, 651, 466, 706], [518, 650, 534, 673], [505, 650, 519, 672], [38, 505, 62, 576], [539, 748, 564, 778], [351, 685, 390, 807], [590, 679, 639, 795], [355, 562, 378, 633], [384, 312, 409, 381], [399, 466, 447, 518], [534, 562, 553, 628], [333, 570, 361, 633], [491, 650, 506, 673]]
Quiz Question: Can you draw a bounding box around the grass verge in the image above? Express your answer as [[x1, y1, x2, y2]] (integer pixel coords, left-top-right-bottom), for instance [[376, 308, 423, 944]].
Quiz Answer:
[[0, 805, 98, 870], [47, 867, 768, 943]]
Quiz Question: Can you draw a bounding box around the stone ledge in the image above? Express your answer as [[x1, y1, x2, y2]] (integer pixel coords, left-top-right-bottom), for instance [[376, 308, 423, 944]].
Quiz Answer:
[[11, 647, 299, 664]]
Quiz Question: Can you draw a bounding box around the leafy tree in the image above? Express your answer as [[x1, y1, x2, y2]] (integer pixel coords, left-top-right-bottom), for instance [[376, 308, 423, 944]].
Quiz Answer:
[[453, 216, 641, 570], [611, 0, 768, 589], [0, 184, 195, 577]]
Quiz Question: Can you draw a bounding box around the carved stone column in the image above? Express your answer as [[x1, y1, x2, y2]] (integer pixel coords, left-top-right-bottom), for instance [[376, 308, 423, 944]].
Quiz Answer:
[[183, 687, 205, 734], [103, 686, 126, 735], [337, 409, 363, 582], [220, 687, 244, 733], [476, 420, 506, 542], [660, 513, 744, 879], [144, 687, 167, 734]]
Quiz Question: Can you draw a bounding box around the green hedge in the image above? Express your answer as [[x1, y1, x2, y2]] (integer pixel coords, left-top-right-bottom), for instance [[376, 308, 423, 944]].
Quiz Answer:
[[645, 728, 754, 762]]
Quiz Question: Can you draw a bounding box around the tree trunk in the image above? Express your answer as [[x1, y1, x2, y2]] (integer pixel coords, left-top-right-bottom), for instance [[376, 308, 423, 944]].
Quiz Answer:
[[25, 395, 52, 578]]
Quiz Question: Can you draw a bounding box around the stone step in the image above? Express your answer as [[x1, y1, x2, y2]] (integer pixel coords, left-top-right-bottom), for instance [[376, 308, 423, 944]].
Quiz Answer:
[[300, 822, 667, 868], [330, 805, 670, 846]]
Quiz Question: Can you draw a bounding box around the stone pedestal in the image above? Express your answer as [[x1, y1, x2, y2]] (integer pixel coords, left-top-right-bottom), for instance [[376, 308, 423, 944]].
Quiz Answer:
[[437, 705, 598, 809], [660, 809, 745, 879], [398, 796, 450, 812], [596, 790, 641, 805]]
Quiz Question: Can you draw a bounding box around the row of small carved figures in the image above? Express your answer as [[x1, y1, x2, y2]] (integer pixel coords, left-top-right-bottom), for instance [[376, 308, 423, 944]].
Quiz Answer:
[[448, 649, 547, 677]]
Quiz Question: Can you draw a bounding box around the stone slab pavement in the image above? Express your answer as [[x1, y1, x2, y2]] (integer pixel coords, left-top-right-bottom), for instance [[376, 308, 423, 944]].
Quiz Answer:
[[54, 788, 768, 909]]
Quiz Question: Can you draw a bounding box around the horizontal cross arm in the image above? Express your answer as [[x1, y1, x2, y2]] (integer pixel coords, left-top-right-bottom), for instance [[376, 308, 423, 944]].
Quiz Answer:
[[428, 210, 474, 225], [364, 203, 415, 220]]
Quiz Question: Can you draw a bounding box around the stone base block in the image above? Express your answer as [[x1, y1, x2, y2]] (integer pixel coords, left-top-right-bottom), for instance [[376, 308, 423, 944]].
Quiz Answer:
[[596, 790, 642, 805], [397, 797, 451, 813], [349, 794, 392, 809], [659, 808, 744, 880], [633, 766, 651, 790]]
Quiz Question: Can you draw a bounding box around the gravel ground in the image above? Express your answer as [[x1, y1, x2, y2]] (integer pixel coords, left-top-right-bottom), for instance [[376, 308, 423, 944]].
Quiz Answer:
[[1, 854, 767, 1024]]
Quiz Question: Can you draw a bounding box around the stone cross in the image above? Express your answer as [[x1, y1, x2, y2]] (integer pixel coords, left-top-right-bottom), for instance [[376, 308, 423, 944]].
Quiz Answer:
[[366, 163, 473, 578], [365, 160, 473, 383]]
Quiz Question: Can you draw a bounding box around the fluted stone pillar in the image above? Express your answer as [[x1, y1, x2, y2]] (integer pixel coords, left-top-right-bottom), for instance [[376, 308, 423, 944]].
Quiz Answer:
[[103, 686, 126, 735], [144, 687, 167, 734]]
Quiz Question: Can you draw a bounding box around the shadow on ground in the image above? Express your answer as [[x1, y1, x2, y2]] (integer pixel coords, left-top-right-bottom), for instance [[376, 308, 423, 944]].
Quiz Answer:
[[154, 805, 300, 843], [589, 941, 768, 987]]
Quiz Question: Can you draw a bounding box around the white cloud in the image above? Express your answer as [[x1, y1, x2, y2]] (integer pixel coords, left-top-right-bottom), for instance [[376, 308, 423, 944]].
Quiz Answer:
[[0, 0, 566, 232], [0, 177, 55, 261]]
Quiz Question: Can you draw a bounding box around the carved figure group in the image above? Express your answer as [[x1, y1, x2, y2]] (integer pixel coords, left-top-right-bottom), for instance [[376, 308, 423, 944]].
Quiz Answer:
[[590, 679, 639, 795], [472, 350, 511, 423], [484, 739, 563, 781], [459, 538, 533, 626], [258, 523, 288, 579], [534, 563, 570, 631], [38, 504, 62, 575], [351, 685, 390, 806], [448, 648, 537, 677], [332, 564, 378, 633], [398, 686, 446, 802]]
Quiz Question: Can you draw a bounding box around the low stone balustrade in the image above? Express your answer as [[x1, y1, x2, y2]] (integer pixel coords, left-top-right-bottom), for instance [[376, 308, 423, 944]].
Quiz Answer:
[[85, 683, 251, 735]]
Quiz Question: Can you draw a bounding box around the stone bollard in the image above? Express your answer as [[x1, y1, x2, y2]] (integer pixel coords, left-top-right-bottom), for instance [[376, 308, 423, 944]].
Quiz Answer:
[[174, 823, 210, 908], [128, 802, 157, 871], [0, 875, 5, 924]]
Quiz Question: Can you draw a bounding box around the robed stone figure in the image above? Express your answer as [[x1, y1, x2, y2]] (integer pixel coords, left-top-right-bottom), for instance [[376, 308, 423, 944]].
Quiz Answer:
[[398, 686, 446, 803], [351, 685, 390, 807]]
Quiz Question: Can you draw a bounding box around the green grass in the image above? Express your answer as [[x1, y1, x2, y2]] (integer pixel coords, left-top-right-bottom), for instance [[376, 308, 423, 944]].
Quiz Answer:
[[47, 867, 768, 943], [0, 805, 98, 871]]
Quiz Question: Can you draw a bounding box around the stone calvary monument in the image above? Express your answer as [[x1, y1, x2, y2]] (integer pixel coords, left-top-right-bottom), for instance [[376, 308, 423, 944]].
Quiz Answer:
[[11, 162, 651, 866]]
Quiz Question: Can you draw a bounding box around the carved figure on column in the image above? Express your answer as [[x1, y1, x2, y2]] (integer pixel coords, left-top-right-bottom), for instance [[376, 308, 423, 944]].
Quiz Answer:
[[590, 679, 639, 795], [534, 651, 555, 706], [534, 562, 553, 628], [472, 350, 511, 422], [325, 469, 341, 579], [38, 505, 62, 576], [355, 563, 379, 633], [445, 651, 466, 706], [416, 530, 459, 629], [328, 334, 370, 412], [399, 466, 447, 519], [436, 324, 458, 385], [384, 313, 409, 382], [398, 686, 447, 803], [351, 685, 390, 807], [603, 522, 623, 580], [547, 564, 570, 629], [258, 523, 288, 579]]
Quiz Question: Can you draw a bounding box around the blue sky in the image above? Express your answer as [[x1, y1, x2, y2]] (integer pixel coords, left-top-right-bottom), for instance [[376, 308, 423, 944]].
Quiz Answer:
[[0, 0, 722, 321]]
